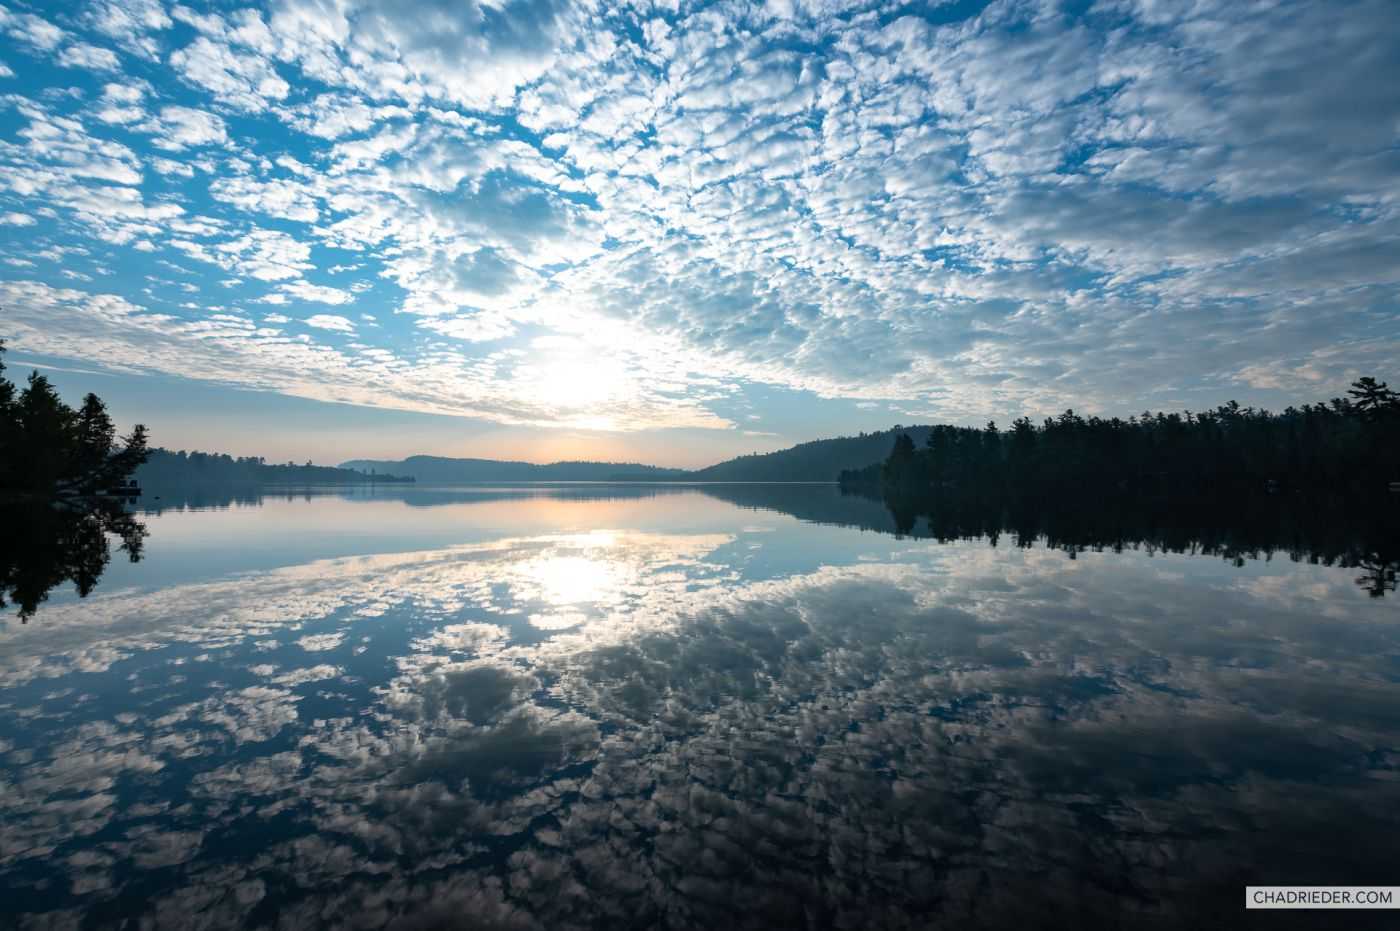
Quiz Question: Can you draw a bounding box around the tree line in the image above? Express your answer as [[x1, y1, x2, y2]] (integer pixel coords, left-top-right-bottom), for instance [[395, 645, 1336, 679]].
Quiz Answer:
[[843, 378, 1400, 495], [1, 338, 150, 619], [0, 339, 149, 496], [136, 448, 414, 486]]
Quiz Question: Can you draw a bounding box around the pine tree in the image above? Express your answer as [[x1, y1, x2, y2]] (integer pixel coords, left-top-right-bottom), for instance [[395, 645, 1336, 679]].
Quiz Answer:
[[1347, 377, 1399, 422], [0, 341, 149, 495]]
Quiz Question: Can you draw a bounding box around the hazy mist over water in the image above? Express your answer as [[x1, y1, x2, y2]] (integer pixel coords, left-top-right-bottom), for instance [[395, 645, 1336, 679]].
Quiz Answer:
[[2, 485, 1398, 929]]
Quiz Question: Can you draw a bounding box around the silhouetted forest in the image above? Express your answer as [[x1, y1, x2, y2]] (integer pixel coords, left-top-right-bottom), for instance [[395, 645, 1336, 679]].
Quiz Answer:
[[339, 455, 689, 483], [0, 339, 149, 496], [843, 379, 1400, 495], [344, 432, 944, 484], [691, 426, 936, 482], [0, 339, 151, 618], [137, 448, 414, 486]]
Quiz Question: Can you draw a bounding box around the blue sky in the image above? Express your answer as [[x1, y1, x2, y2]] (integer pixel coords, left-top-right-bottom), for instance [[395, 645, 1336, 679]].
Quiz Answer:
[[0, 0, 1397, 468]]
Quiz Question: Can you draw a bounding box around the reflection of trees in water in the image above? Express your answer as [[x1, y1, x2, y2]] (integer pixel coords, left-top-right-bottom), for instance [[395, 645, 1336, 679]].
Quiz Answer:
[[1357, 555, 1399, 598], [6, 480, 1397, 626], [136, 482, 691, 513], [8, 546, 1396, 930], [3, 502, 1400, 928], [861, 487, 1400, 598], [0, 499, 146, 621]]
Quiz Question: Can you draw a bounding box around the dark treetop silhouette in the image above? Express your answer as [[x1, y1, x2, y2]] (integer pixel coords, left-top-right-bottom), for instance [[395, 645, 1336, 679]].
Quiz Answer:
[[0, 339, 150, 620], [844, 378, 1400, 496], [833, 380, 1400, 601], [0, 339, 149, 497], [136, 448, 414, 486]]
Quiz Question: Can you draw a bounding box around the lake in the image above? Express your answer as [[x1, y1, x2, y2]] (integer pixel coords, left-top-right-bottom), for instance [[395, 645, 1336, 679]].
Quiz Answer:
[[2, 484, 1398, 930]]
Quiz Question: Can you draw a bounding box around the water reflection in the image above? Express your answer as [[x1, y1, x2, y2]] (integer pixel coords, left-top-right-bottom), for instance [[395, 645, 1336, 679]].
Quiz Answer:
[[1, 486, 1398, 929], [127, 482, 1400, 592], [0, 498, 146, 621], [872, 487, 1400, 603]]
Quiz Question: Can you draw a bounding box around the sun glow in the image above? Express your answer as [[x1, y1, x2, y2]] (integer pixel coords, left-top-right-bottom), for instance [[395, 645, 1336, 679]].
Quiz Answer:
[[519, 340, 633, 414], [531, 555, 620, 606], [516, 531, 627, 630]]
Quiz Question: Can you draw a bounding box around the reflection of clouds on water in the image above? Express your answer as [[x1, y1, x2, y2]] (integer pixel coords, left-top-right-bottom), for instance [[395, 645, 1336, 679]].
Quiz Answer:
[[0, 531, 735, 688], [297, 633, 347, 652], [267, 665, 345, 687], [0, 535, 1398, 928]]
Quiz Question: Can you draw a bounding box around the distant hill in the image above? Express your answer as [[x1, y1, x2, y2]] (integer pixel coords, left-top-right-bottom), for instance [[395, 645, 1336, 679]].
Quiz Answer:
[[342, 428, 928, 484], [690, 426, 933, 482], [338, 455, 690, 483], [138, 449, 413, 486], [131, 429, 928, 490]]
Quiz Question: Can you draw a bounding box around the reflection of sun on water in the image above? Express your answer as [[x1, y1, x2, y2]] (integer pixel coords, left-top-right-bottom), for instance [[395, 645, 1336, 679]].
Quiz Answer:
[[533, 556, 619, 606], [521, 532, 626, 630]]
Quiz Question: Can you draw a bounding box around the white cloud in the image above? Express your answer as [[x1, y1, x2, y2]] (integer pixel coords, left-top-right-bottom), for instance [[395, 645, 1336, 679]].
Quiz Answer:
[[93, 82, 148, 125], [0, 279, 732, 430], [0, 212, 35, 226], [269, 0, 589, 111], [57, 42, 122, 72], [176, 228, 313, 282], [169, 37, 290, 111], [303, 313, 355, 331], [151, 156, 196, 177], [147, 106, 228, 150], [0, 10, 66, 51], [85, 0, 172, 61], [0, 0, 1396, 433], [280, 93, 413, 140], [209, 173, 320, 223], [4, 102, 148, 199], [287, 284, 355, 306]]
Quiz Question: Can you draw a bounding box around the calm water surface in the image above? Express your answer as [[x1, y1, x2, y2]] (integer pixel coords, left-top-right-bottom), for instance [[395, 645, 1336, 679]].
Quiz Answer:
[[3, 485, 1398, 930]]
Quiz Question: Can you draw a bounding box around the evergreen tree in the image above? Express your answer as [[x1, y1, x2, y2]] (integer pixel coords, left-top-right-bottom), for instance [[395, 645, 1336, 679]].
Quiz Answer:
[[15, 372, 75, 491], [73, 394, 115, 483], [882, 432, 919, 489], [0, 339, 15, 487], [0, 340, 149, 495], [1347, 377, 1399, 422]]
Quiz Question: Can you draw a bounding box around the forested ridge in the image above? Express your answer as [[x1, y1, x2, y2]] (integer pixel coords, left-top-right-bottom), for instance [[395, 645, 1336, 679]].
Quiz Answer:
[[690, 426, 936, 482], [137, 449, 414, 486], [339, 455, 689, 483], [844, 379, 1400, 494]]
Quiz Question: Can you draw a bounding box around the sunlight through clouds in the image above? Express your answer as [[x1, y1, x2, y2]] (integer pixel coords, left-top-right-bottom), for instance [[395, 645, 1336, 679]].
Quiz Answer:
[[0, 0, 1397, 437]]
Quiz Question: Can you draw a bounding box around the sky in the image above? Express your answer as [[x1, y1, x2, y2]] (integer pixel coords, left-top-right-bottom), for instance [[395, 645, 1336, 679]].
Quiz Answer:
[[0, 0, 1397, 468]]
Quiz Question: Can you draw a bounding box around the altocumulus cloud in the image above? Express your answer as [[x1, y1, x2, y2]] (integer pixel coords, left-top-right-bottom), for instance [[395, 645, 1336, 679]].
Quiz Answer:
[[0, 0, 1397, 431], [303, 313, 354, 332]]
